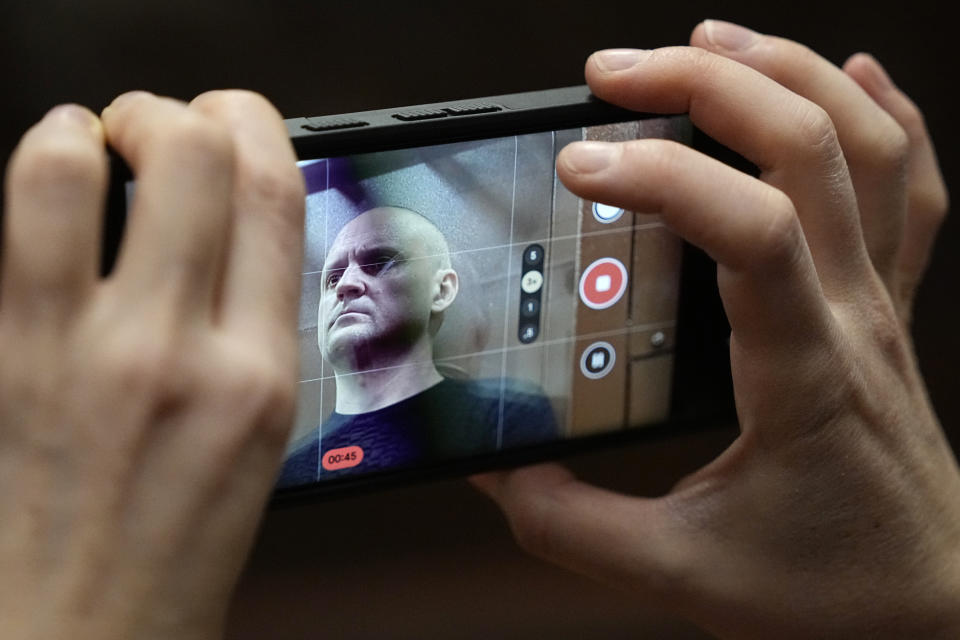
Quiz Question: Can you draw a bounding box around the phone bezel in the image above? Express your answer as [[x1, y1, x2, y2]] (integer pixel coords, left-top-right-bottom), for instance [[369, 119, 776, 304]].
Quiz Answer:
[[270, 86, 734, 505], [103, 86, 735, 505]]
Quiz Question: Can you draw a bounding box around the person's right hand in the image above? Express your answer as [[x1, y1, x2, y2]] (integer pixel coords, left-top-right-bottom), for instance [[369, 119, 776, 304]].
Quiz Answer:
[[0, 91, 304, 640], [474, 21, 959, 639]]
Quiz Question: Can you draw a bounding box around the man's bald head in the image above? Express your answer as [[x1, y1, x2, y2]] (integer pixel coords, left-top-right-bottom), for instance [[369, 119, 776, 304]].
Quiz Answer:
[[336, 207, 452, 270], [319, 207, 459, 371]]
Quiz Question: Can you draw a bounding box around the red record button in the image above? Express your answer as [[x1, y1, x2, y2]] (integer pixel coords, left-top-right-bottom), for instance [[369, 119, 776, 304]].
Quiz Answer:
[[579, 257, 628, 310], [322, 445, 364, 471]]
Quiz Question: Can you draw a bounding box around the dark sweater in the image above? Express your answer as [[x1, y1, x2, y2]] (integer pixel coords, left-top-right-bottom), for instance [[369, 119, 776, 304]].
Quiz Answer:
[[277, 377, 557, 488]]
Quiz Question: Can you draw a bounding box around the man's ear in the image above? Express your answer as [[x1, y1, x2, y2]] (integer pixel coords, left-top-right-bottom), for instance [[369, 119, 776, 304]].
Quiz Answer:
[[431, 268, 459, 313]]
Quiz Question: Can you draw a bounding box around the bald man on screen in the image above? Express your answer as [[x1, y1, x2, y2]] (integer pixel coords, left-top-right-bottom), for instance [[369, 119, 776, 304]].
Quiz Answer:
[[278, 207, 557, 486]]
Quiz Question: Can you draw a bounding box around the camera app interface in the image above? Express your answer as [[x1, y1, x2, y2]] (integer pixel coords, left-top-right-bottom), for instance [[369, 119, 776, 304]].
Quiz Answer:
[[277, 117, 687, 489]]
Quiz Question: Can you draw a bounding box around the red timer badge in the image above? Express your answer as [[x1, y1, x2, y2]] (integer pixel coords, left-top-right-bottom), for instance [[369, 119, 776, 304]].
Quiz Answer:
[[322, 446, 364, 471]]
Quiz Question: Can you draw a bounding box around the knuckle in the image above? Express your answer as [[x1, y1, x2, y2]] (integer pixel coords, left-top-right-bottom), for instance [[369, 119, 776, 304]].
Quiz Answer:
[[760, 37, 824, 83], [678, 45, 726, 81], [858, 293, 912, 370], [160, 111, 234, 165], [636, 137, 681, 164], [884, 121, 911, 167], [789, 41, 838, 85], [916, 184, 950, 225], [0, 349, 54, 420], [680, 44, 715, 68], [192, 89, 275, 119], [623, 138, 683, 183], [862, 116, 910, 177], [506, 505, 556, 560], [754, 190, 804, 268], [895, 93, 927, 139], [112, 90, 154, 112], [790, 40, 819, 64], [239, 160, 306, 213], [99, 332, 181, 402], [793, 102, 839, 155], [217, 352, 297, 445]]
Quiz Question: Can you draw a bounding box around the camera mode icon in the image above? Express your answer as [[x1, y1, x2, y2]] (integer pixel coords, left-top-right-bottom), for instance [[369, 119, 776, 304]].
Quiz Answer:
[[580, 342, 616, 380]]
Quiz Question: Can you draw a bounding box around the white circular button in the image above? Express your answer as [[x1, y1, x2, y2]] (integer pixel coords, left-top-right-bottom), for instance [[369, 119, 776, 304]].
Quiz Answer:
[[593, 202, 624, 223]]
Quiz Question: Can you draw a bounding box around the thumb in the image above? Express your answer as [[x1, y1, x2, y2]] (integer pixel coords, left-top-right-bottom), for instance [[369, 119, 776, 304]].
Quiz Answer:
[[470, 463, 696, 603]]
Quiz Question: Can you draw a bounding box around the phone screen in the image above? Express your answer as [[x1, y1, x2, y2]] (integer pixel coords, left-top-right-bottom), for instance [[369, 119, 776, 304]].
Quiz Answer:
[[277, 116, 691, 491]]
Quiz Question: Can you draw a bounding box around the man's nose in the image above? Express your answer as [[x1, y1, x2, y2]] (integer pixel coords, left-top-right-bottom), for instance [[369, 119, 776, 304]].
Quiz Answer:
[[336, 263, 365, 299]]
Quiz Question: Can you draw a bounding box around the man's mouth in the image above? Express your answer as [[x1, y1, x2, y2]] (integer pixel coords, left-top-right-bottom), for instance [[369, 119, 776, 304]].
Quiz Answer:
[[330, 307, 367, 328]]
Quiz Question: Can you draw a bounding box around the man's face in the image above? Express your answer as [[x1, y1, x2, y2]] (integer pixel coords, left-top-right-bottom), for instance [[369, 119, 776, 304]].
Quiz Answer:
[[319, 208, 443, 370]]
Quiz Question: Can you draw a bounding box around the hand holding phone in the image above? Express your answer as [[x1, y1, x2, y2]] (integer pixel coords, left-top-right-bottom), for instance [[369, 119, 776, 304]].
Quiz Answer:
[[0, 91, 305, 640], [475, 23, 959, 640]]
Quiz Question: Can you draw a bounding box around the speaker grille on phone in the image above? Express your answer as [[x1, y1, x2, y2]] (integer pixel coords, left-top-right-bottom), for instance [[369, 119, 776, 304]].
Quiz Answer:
[[392, 109, 449, 121], [301, 118, 370, 132]]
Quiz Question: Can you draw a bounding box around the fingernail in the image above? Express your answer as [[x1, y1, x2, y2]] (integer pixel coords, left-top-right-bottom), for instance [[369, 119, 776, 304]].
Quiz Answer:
[[593, 49, 650, 72], [704, 19, 760, 51], [44, 104, 98, 130], [563, 141, 615, 174], [103, 90, 151, 115]]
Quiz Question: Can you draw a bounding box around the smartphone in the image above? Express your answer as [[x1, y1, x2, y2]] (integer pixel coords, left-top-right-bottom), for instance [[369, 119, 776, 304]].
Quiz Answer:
[[106, 86, 735, 503]]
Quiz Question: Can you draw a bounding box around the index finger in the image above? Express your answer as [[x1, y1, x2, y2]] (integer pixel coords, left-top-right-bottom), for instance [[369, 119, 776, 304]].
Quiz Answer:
[[189, 91, 306, 366], [584, 46, 874, 300], [690, 22, 911, 290], [557, 137, 835, 355]]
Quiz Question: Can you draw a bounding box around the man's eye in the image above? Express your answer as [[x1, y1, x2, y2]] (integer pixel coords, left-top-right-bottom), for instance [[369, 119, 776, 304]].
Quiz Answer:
[[325, 272, 341, 288], [363, 255, 396, 275]]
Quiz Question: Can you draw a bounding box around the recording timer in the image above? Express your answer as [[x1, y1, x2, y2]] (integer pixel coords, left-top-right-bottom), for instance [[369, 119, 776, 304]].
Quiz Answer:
[[322, 446, 365, 471]]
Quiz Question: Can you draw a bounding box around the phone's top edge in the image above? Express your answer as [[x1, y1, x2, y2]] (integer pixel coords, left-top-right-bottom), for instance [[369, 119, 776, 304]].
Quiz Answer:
[[284, 84, 673, 157], [285, 84, 594, 125]]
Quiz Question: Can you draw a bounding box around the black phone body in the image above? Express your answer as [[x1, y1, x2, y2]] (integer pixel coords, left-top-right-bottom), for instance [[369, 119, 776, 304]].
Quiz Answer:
[[271, 86, 733, 503], [108, 86, 734, 504]]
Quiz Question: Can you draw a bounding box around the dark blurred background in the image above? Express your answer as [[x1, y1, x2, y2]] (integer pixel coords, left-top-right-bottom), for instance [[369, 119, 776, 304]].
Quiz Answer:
[[2, 2, 954, 638]]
